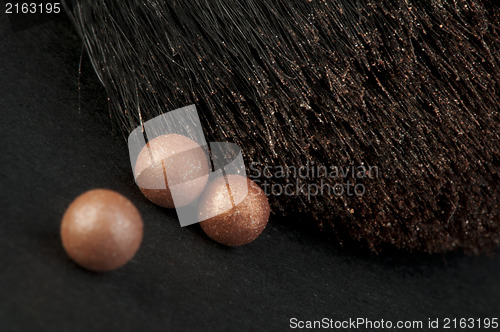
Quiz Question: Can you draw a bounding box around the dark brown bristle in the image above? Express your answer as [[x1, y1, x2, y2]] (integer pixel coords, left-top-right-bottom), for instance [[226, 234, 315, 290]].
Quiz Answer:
[[64, 0, 500, 253]]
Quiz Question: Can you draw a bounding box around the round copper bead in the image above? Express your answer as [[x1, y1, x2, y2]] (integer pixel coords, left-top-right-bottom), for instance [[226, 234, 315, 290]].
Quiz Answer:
[[61, 189, 144, 272], [134, 134, 209, 208], [199, 175, 270, 247]]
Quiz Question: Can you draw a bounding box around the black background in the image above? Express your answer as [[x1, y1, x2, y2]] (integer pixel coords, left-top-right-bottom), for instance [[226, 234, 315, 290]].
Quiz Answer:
[[1, 11, 499, 332]]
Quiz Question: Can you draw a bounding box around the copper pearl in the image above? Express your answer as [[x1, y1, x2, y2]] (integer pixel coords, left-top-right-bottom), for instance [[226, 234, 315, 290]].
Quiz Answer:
[[61, 189, 143, 272], [199, 175, 270, 247], [134, 134, 209, 208]]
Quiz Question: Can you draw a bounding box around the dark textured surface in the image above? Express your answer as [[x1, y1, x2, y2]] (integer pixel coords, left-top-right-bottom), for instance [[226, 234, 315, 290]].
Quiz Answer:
[[64, 0, 500, 253], [1, 14, 500, 332], [63, 0, 500, 253]]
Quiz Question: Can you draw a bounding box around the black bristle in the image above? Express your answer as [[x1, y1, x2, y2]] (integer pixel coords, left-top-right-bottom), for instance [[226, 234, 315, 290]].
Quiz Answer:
[[63, 0, 500, 253]]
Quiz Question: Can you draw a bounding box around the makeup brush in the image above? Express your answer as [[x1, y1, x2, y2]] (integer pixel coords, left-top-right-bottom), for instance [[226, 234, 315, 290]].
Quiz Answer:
[[63, 0, 500, 253]]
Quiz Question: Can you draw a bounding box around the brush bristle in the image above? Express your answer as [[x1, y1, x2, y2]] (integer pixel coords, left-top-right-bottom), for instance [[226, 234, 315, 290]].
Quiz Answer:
[[64, 0, 500, 253]]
